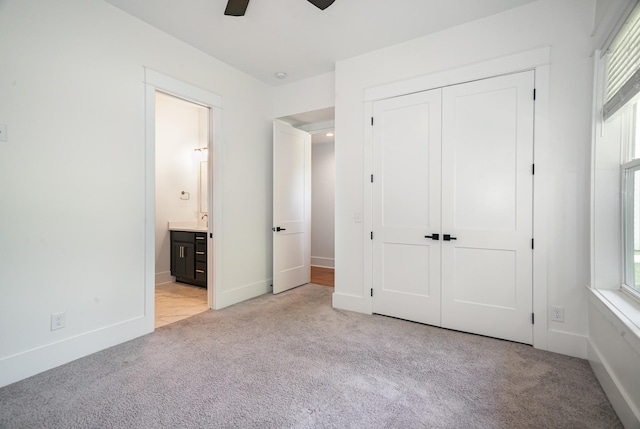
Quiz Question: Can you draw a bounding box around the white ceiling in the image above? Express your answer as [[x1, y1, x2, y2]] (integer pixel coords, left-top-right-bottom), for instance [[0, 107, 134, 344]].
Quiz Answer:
[[105, 0, 536, 86]]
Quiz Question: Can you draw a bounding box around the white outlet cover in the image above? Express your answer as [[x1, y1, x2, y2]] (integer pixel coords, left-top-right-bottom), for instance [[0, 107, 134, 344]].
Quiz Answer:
[[51, 312, 66, 331]]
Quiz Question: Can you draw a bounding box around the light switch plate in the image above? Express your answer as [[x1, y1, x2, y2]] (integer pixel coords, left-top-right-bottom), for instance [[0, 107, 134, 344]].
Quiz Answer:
[[0, 124, 6, 142]]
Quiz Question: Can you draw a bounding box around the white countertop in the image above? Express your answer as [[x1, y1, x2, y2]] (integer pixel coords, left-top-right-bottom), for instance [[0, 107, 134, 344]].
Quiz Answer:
[[168, 222, 208, 232]]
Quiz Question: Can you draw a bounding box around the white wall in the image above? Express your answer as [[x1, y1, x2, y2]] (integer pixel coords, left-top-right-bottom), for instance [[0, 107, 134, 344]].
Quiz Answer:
[[272, 72, 335, 119], [0, 0, 272, 387], [155, 93, 208, 283], [333, 0, 595, 356], [311, 142, 335, 268]]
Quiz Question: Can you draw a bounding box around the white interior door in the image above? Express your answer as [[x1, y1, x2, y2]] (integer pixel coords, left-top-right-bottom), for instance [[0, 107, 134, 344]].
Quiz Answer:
[[441, 71, 534, 344], [372, 89, 442, 325], [273, 121, 311, 294]]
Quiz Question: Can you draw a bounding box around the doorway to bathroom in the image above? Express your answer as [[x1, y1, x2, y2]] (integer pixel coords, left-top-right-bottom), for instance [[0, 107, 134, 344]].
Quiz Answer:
[[144, 69, 223, 330], [154, 91, 210, 328]]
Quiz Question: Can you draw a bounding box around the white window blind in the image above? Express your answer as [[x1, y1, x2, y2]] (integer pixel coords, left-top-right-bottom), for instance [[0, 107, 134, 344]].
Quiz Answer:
[[605, 2, 640, 120]]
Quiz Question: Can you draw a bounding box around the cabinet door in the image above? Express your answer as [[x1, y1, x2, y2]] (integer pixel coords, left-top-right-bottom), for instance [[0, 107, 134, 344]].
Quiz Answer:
[[172, 242, 195, 280]]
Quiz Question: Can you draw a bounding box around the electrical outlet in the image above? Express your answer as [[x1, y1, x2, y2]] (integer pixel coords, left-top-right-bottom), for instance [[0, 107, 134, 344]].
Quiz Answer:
[[550, 306, 565, 322], [51, 312, 66, 331]]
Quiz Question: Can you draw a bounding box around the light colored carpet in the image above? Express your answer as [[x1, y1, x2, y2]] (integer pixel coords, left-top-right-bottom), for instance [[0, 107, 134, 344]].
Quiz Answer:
[[0, 284, 622, 428]]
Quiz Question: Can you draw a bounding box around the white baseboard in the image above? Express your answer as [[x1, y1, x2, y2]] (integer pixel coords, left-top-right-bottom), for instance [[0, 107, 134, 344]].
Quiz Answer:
[[155, 271, 174, 285], [588, 340, 640, 429], [332, 292, 372, 315], [311, 256, 335, 269], [215, 279, 272, 310], [0, 315, 152, 388], [546, 329, 587, 359]]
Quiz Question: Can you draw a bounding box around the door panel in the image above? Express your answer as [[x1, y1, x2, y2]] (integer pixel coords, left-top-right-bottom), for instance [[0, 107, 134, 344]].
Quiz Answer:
[[441, 71, 534, 344], [452, 87, 518, 231], [372, 89, 442, 326], [273, 121, 311, 294], [452, 248, 516, 309]]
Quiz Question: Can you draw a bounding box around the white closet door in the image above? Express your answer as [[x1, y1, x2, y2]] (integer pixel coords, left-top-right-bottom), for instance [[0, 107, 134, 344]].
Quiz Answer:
[[440, 71, 535, 344], [372, 89, 442, 325]]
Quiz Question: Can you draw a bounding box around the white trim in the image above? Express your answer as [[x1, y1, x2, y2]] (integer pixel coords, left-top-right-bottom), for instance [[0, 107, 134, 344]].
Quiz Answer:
[[590, 51, 606, 289], [216, 279, 272, 309], [144, 67, 223, 315], [591, 289, 640, 354], [362, 101, 374, 314], [144, 69, 222, 108], [547, 330, 587, 359], [299, 120, 335, 134], [588, 340, 640, 429], [588, 288, 640, 427], [364, 46, 551, 102], [0, 316, 149, 387], [311, 257, 335, 269], [155, 271, 174, 285], [360, 48, 551, 352], [532, 64, 550, 351]]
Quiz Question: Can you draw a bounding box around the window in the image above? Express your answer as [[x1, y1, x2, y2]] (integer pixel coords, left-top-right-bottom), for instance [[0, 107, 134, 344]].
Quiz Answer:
[[604, 3, 640, 120], [622, 101, 640, 296]]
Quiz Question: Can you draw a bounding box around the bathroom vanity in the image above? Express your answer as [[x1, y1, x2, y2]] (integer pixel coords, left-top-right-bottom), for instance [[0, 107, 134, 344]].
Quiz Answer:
[[170, 228, 207, 288]]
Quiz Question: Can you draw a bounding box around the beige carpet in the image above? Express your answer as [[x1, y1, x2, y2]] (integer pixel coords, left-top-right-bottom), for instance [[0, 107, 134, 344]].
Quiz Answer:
[[0, 284, 622, 428]]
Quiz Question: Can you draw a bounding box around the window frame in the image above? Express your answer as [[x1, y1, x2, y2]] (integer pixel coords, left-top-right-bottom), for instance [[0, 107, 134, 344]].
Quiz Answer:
[[621, 102, 640, 300]]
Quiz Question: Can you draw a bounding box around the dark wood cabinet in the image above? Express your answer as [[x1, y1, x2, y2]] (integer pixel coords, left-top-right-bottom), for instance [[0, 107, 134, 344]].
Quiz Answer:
[[171, 231, 207, 288]]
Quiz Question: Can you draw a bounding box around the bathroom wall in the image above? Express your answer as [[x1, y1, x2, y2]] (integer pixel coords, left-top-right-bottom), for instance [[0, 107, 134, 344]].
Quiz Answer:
[[155, 92, 208, 284]]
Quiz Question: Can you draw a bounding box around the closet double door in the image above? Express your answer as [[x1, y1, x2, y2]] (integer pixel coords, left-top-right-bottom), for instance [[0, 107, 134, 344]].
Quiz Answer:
[[371, 71, 534, 344]]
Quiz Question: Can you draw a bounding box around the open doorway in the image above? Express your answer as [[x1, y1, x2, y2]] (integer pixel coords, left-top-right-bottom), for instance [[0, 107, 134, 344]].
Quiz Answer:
[[276, 107, 335, 288], [154, 92, 210, 327], [310, 131, 335, 287], [144, 69, 224, 331]]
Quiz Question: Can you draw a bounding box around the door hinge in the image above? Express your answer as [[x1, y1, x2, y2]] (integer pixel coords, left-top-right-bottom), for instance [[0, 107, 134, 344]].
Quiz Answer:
[[532, 313, 535, 324], [531, 238, 534, 249], [532, 164, 535, 175], [210, 233, 213, 239], [533, 89, 536, 100], [370, 231, 374, 240], [371, 117, 374, 126], [371, 288, 373, 297], [371, 174, 374, 183]]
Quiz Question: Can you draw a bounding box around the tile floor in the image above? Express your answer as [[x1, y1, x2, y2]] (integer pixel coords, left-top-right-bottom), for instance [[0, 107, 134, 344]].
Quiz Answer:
[[155, 282, 208, 328]]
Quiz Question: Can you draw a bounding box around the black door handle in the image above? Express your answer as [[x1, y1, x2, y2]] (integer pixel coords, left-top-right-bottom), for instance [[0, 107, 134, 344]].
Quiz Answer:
[[272, 227, 286, 232], [424, 234, 439, 240], [443, 234, 457, 241]]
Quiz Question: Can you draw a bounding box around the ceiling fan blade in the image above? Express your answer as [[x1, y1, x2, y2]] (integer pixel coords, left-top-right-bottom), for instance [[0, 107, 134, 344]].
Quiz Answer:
[[224, 0, 250, 16], [307, 0, 335, 10]]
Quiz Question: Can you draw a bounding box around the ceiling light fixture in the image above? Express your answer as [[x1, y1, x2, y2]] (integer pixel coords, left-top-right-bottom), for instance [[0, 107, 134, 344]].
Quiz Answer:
[[326, 132, 334, 137], [275, 72, 288, 80]]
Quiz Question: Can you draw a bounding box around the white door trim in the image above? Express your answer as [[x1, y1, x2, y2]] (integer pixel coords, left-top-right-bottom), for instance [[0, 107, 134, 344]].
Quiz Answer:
[[364, 46, 551, 102], [144, 68, 224, 330], [363, 48, 551, 351]]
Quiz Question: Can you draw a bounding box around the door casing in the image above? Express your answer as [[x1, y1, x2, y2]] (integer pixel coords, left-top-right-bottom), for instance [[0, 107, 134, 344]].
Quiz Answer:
[[144, 68, 224, 331]]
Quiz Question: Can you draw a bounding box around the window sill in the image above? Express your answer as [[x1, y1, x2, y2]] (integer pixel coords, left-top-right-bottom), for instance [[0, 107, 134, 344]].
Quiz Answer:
[[590, 287, 640, 355]]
